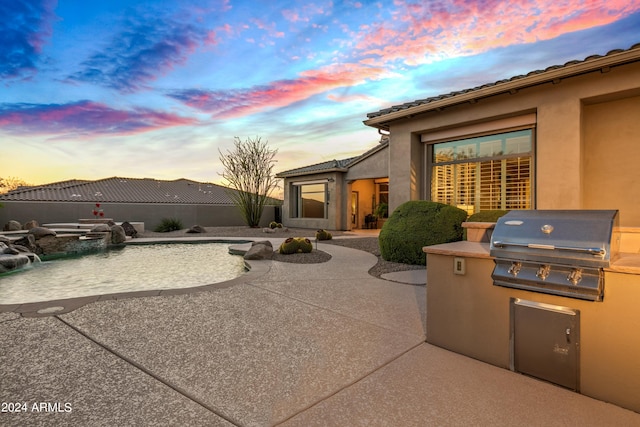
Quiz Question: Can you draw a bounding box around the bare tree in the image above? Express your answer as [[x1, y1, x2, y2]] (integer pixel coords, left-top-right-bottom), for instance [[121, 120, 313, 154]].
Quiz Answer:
[[0, 176, 30, 194], [219, 136, 279, 227]]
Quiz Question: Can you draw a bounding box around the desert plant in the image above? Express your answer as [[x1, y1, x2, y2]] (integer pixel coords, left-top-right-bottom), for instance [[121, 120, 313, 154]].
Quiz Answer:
[[374, 202, 388, 218], [315, 229, 332, 240], [279, 237, 313, 254], [379, 201, 467, 265], [154, 218, 183, 232], [219, 136, 279, 227], [279, 237, 297, 254], [269, 221, 284, 229]]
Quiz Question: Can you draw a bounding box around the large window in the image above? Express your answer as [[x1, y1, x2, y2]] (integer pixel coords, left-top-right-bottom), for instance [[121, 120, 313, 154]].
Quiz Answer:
[[430, 129, 532, 214], [291, 182, 327, 218]]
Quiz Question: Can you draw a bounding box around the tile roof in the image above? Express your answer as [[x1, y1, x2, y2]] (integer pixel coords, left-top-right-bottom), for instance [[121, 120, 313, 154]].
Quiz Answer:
[[276, 138, 389, 178], [0, 177, 243, 205], [365, 43, 640, 127]]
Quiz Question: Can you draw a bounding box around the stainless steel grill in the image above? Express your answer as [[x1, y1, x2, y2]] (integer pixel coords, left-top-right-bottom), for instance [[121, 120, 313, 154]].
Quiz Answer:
[[490, 210, 620, 301]]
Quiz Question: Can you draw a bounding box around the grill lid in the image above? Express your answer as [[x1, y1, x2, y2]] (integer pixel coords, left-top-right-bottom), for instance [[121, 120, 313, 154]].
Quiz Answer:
[[490, 210, 620, 268]]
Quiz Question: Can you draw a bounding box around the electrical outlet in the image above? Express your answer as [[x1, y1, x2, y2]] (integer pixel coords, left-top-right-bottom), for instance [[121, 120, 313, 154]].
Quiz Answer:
[[454, 257, 466, 275]]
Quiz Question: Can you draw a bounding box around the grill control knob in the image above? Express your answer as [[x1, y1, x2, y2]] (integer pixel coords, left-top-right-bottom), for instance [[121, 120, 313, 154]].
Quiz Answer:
[[508, 262, 522, 276], [567, 268, 583, 286], [536, 264, 551, 280]]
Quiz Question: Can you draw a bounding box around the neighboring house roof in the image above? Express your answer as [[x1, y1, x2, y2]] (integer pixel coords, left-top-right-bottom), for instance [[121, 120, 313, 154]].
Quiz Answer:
[[365, 43, 640, 130], [276, 137, 389, 178], [0, 177, 242, 205]]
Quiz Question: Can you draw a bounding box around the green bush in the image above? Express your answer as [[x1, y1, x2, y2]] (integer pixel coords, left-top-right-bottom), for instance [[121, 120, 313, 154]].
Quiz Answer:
[[379, 201, 467, 265], [154, 218, 184, 232]]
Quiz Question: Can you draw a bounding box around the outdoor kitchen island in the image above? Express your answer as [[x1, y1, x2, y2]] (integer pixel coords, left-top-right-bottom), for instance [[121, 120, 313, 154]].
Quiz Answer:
[[423, 216, 640, 414]]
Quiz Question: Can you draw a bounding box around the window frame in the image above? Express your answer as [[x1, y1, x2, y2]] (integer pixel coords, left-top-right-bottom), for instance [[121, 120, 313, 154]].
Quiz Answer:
[[426, 127, 536, 213], [290, 180, 329, 219]]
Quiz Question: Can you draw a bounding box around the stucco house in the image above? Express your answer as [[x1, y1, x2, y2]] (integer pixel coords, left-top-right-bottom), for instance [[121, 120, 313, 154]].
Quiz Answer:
[[366, 43, 640, 414], [276, 138, 388, 231], [365, 43, 640, 228], [0, 177, 280, 230], [278, 43, 640, 232]]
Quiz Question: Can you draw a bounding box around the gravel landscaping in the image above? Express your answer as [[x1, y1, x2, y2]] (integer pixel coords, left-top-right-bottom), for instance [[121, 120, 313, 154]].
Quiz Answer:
[[137, 226, 424, 280]]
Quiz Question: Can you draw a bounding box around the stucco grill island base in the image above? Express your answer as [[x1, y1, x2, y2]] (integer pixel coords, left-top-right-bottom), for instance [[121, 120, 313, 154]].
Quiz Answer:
[[424, 239, 640, 414]]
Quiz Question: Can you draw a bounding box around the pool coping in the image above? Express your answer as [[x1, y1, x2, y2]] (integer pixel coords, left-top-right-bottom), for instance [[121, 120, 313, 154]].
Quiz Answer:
[[0, 237, 270, 317]]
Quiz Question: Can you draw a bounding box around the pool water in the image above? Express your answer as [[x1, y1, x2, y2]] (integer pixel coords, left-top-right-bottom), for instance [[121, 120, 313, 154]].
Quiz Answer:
[[0, 243, 247, 305]]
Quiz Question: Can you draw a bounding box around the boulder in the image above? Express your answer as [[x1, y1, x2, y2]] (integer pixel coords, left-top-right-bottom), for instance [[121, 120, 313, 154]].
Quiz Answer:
[[186, 225, 206, 233], [0, 242, 19, 255], [244, 240, 274, 260], [110, 225, 127, 244], [28, 227, 57, 239], [0, 236, 11, 245], [0, 254, 31, 273], [262, 227, 276, 233], [3, 220, 21, 231], [14, 234, 37, 252], [90, 224, 111, 232], [120, 221, 138, 237], [22, 220, 39, 230]]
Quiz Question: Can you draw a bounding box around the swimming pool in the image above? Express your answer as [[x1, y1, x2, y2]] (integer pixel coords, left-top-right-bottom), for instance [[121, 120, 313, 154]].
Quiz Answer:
[[0, 243, 247, 305]]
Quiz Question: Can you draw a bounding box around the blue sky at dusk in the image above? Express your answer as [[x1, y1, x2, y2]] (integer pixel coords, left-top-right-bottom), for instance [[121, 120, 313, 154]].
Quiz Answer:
[[2, 0, 639, 188]]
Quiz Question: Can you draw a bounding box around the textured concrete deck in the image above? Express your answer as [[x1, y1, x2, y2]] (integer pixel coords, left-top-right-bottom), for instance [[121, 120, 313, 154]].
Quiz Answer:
[[1, 238, 639, 426]]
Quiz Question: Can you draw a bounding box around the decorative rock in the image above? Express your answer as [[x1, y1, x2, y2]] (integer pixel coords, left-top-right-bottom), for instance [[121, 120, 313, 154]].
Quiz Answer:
[[262, 227, 276, 233], [14, 234, 37, 252], [110, 225, 127, 244], [244, 240, 274, 260], [3, 220, 22, 231], [0, 242, 19, 255], [90, 224, 111, 232], [22, 220, 39, 230], [186, 225, 206, 233], [28, 227, 57, 239], [0, 236, 11, 245], [0, 254, 31, 273], [120, 221, 138, 237]]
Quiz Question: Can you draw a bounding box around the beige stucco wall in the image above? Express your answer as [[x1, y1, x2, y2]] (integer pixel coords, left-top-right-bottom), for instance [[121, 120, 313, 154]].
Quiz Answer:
[[426, 249, 640, 413], [385, 60, 640, 225], [0, 201, 278, 230], [582, 94, 640, 226]]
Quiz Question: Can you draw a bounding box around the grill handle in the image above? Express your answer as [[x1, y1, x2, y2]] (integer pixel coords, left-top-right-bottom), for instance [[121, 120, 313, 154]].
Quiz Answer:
[[492, 241, 606, 256]]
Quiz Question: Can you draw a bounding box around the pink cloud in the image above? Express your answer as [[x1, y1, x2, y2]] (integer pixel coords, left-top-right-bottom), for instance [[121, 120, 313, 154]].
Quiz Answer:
[[0, 101, 197, 136], [282, 3, 329, 23], [169, 62, 388, 119], [353, 0, 640, 66]]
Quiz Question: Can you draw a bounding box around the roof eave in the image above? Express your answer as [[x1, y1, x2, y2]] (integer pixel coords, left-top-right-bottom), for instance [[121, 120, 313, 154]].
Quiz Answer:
[[363, 48, 640, 130], [276, 167, 349, 179]]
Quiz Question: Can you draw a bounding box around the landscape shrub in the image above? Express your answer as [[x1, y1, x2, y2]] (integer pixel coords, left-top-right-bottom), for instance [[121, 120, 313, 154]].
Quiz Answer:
[[379, 201, 467, 265], [154, 218, 184, 232], [315, 229, 332, 240]]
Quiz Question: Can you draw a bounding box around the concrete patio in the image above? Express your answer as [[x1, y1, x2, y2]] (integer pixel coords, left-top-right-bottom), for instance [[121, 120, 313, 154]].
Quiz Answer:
[[1, 238, 639, 426]]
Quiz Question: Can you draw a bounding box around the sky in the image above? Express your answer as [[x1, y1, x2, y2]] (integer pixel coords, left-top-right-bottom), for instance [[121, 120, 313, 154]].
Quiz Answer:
[[2, 0, 639, 190]]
